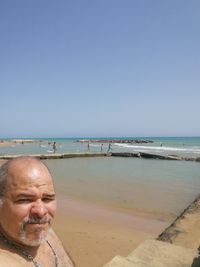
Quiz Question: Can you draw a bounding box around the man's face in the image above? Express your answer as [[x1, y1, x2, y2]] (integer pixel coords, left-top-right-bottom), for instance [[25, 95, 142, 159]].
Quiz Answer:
[[0, 159, 57, 246]]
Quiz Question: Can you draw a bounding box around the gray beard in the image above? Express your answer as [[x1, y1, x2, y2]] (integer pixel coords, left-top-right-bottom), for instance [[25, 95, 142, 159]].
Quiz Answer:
[[19, 217, 52, 246]]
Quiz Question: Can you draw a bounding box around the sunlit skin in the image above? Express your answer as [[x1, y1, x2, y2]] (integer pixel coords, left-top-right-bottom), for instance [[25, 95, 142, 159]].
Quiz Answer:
[[0, 158, 57, 247]]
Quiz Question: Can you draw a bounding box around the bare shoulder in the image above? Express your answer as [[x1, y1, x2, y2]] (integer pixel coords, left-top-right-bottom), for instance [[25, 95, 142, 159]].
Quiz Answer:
[[0, 250, 23, 267], [48, 230, 75, 267]]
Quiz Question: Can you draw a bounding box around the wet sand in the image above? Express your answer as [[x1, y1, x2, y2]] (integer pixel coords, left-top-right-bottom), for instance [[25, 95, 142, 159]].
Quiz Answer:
[[0, 159, 6, 165], [54, 197, 169, 267]]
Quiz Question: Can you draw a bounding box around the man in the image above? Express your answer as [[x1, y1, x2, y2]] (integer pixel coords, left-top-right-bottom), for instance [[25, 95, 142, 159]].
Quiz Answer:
[[52, 142, 57, 153], [0, 156, 74, 267]]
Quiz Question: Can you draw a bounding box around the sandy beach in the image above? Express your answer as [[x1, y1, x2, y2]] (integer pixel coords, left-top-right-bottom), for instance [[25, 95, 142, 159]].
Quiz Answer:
[[54, 194, 200, 267], [0, 141, 13, 147], [54, 197, 169, 267]]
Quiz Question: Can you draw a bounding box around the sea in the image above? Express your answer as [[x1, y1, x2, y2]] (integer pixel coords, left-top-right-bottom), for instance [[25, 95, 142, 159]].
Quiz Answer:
[[1, 136, 200, 221], [1, 136, 200, 157]]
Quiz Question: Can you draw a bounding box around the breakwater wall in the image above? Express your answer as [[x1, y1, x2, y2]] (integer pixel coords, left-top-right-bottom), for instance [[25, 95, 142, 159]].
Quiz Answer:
[[0, 152, 200, 162], [111, 152, 200, 162], [0, 152, 109, 160]]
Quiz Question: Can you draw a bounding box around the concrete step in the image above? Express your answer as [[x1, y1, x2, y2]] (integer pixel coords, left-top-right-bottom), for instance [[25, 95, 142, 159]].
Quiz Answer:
[[128, 239, 197, 267], [103, 239, 198, 267], [103, 256, 140, 267]]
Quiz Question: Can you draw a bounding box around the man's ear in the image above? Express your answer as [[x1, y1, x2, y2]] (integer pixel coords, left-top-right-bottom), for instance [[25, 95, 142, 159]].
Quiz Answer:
[[0, 199, 4, 220], [0, 199, 3, 209]]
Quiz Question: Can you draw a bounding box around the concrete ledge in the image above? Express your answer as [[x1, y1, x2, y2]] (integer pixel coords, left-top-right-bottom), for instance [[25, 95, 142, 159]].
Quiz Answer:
[[0, 152, 110, 160], [103, 240, 198, 267], [157, 195, 200, 249], [103, 256, 139, 267], [0, 152, 199, 162], [128, 239, 197, 267]]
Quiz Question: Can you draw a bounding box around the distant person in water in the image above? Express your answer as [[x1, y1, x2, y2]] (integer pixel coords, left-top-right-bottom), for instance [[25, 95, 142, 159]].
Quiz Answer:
[[53, 142, 57, 153], [87, 142, 90, 151], [101, 144, 103, 152], [107, 143, 112, 152]]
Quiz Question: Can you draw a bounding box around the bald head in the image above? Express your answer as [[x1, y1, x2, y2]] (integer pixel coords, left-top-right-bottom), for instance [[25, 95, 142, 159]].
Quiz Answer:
[[0, 156, 56, 246], [0, 156, 52, 199]]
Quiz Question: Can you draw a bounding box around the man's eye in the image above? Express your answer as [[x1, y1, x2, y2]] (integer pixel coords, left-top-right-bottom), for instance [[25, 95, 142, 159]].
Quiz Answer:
[[42, 198, 55, 203], [16, 199, 32, 203]]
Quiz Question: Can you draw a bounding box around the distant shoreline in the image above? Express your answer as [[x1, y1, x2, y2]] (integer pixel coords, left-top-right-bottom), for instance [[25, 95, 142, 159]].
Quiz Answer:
[[0, 139, 41, 146]]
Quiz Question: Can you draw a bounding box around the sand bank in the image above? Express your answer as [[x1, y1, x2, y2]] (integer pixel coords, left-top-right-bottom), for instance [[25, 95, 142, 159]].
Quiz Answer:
[[54, 197, 169, 267], [0, 140, 34, 149], [11, 139, 39, 143], [0, 140, 13, 147], [0, 159, 6, 165], [0, 139, 40, 148]]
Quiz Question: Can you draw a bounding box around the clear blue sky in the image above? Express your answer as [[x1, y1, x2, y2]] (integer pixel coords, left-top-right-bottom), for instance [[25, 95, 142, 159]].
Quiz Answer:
[[0, 0, 200, 138]]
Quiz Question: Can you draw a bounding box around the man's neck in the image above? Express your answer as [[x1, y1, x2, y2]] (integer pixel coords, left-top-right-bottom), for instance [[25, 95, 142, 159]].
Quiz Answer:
[[0, 225, 41, 257]]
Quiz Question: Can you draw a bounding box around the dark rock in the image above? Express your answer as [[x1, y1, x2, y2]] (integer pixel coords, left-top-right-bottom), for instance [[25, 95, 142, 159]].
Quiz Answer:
[[111, 152, 139, 157]]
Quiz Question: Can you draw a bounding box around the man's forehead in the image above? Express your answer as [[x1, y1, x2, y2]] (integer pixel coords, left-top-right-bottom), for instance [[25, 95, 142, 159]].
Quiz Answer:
[[6, 178, 55, 198], [8, 158, 51, 177], [8, 177, 54, 188], [8, 157, 48, 171], [6, 158, 54, 192]]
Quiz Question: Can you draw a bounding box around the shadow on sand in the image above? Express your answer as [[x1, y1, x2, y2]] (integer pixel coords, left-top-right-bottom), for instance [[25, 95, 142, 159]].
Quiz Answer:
[[191, 247, 200, 267], [191, 256, 200, 267]]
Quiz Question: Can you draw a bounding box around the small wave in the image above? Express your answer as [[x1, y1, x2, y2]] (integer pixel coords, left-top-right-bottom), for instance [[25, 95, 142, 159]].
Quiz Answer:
[[47, 150, 54, 153], [89, 144, 102, 147], [114, 143, 200, 153]]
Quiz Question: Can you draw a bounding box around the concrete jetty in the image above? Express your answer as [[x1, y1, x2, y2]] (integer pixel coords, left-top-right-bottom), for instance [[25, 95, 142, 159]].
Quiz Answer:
[[0, 152, 199, 162], [0, 152, 109, 160], [111, 152, 182, 160]]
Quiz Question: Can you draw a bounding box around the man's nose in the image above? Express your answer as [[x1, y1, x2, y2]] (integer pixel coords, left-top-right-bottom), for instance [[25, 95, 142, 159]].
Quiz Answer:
[[30, 200, 48, 217]]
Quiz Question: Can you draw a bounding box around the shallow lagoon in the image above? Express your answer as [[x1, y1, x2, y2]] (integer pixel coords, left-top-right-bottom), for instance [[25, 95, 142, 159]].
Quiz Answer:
[[46, 157, 200, 221]]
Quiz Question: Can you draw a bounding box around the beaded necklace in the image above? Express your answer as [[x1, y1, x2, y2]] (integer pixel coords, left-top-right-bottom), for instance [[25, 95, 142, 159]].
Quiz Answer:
[[0, 232, 59, 267]]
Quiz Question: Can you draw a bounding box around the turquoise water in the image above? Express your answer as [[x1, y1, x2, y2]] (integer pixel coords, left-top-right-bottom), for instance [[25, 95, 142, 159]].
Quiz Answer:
[[1, 136, 200, 157]]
